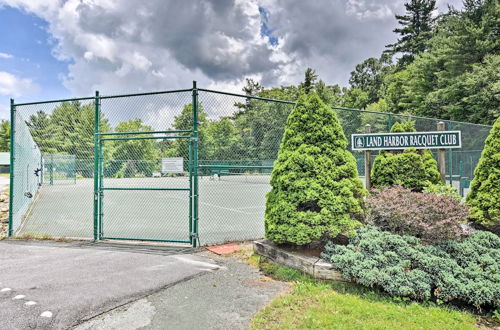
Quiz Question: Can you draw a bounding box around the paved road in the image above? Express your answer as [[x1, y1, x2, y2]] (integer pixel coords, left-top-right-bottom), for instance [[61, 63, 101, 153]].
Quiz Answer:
[[0, 240, 219, 329], [75, 251, 288, 330]]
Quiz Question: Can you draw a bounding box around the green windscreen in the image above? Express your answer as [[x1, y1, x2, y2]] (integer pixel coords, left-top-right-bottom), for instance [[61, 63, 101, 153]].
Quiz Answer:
[[11, 110, 42, 234]]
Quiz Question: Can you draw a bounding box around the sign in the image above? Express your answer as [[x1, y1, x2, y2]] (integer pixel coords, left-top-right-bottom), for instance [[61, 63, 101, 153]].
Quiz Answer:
[[351, 131, 461, 151], [161, 157, 184, 174]]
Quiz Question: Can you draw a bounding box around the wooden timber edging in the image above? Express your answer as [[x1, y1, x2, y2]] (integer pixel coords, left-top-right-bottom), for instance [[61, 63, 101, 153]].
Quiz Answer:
[[253, 239, 346, 281]]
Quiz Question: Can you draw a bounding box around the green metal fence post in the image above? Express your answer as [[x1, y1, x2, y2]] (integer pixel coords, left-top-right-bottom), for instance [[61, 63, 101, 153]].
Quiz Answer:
[[8, 99, 15, 236], [49, 154, 54, 185], [459, 160, 464, 197], [387, 113, 394, 131], [93, 91, 100, 241], [99, 139, 104, 238], [188, 138, 193, 245], [447, 122, 453, 186], [192, 81, 199, 248], [40, 154, 44, 185]]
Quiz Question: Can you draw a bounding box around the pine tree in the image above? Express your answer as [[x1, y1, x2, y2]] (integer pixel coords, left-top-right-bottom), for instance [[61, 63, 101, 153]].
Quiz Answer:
[[371, 122, 442, 191], [466, 116, 499, 233], [299, 68, 318, 94], [265, 93, 365, 245], [0, 120, 10, 152], [385, 0, 436, 66]]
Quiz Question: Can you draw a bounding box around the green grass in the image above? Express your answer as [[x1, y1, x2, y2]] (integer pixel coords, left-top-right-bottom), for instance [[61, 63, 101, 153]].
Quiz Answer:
[[13, 233, 70, 242], [251, 257, 482, 330]]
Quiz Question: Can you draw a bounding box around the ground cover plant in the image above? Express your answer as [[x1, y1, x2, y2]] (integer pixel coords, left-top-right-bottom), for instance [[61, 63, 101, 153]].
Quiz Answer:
[[466, 116, 499, 234], [371, 122, 442, 191], [321, 226, 500, 310], [366, 185, 469, 241], [251, 256, 482, 330], [265, 93, 365, 245]]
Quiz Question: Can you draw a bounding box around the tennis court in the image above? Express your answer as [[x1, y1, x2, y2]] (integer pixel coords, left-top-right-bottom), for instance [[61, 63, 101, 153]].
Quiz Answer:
[[9, 84, 491, 247], [18, 175, 271, 245]]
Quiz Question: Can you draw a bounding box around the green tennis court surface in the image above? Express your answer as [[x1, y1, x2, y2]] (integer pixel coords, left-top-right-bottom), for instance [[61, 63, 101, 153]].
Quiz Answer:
[[18, 176, 271, 245]]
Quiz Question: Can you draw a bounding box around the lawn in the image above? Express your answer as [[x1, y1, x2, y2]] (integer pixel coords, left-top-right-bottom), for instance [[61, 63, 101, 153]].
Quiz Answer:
[[250, 258, 484, 330]]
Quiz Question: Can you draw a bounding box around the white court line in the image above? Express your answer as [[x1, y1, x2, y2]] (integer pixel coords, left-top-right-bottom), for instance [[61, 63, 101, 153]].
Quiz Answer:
[[163, 195, 258, 215], [234, 206, 265, 210]]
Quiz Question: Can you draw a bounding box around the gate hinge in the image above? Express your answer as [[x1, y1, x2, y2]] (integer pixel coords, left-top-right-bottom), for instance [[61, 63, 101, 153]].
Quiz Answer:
[[190, 137, 198, 142], [190, 232, 199, 240]]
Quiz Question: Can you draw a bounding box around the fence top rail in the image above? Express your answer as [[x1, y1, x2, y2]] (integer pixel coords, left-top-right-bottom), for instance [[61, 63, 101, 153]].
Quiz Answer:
[[198, 88, 296, 105], [11, 84, 493, 129], [99, 88, 192, 99], [13, 96, 96, 107], [96, 130, 192, 136]]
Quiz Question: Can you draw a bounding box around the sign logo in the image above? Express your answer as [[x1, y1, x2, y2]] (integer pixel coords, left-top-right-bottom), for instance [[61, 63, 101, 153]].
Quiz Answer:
[[355, 137, 364, 148]]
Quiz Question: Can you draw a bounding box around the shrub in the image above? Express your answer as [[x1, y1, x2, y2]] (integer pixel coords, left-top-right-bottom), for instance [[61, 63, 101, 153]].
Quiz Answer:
[[321, 226, 500, 310], [371, 122, 442, 192], [466, 116, 499, 234], [265, 93, 365, 245], [423, 183, 461, 199], [366, 186, 469, 241]]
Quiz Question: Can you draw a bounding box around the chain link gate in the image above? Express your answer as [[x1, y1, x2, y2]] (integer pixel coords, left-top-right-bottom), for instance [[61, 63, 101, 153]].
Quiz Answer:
[[93, 85, 200, 246]]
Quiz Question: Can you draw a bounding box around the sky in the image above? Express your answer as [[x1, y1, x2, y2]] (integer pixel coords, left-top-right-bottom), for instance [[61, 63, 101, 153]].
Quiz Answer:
[[0, 0, 464, 119]]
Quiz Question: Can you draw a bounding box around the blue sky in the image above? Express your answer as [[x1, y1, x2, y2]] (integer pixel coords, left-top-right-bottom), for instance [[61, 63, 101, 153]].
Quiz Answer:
[[0, 6, 70, 103]]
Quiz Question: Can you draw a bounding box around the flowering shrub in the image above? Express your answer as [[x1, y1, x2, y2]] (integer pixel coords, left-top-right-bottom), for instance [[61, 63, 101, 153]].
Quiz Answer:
[[321, 226, 500, 310], [366, 186, 469, 241]]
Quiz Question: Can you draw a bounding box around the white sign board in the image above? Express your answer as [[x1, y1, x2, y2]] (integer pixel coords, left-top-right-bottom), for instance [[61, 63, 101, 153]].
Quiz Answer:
[[161, 157, 184, 174]]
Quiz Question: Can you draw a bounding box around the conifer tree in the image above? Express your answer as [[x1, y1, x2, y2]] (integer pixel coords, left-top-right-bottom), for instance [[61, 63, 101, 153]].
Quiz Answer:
[[371, 121, 442, 191], [385, 0, 437, 66], [466, 116, 499, 233], [265, 93, 365, 245]]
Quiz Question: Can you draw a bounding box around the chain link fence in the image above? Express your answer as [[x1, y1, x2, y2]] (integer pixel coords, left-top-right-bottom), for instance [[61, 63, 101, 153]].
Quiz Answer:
[[9, 85, 492, 245]]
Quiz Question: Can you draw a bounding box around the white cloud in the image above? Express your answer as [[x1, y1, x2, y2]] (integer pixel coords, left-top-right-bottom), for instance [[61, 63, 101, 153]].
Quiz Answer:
[[0, 52, 13, 59], [0, 71, 38, 97], [0, 0, 464, 99], [0, 71, 38, 119]]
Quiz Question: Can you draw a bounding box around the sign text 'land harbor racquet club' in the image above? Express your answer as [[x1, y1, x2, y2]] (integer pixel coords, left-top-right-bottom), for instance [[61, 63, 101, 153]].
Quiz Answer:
[[351, 131, 462, 151]]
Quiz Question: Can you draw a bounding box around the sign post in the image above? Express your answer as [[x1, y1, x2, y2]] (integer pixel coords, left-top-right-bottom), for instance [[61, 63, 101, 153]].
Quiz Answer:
[[437, 122, 446, 182], [364, 124, 371, 190]]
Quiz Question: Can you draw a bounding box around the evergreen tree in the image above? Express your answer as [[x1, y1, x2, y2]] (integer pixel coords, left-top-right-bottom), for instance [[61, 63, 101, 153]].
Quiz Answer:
[[466, 116, 499, 233], [382, 0, 499, 123], [265, 93, 365, 245], [385, 0, 437, 66], [0, 120, 10, 152], [299, 68, 318, 94], [371, 122, 442, 191]]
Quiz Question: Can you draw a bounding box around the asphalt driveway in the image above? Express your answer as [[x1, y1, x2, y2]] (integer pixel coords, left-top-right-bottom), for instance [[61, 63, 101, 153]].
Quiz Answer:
[[0, 240, 218, 329]]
